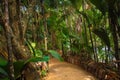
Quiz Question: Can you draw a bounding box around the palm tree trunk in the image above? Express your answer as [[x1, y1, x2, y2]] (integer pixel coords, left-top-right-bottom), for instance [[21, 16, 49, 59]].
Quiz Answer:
[[88, 26, 95, 61], [16, 0, 24, 44], [94, 35, 98, 62], [82, 0, 88, 47], [4, 0, 15, 79], [40, 0, 48, 51], [108, 1, 120, 73]]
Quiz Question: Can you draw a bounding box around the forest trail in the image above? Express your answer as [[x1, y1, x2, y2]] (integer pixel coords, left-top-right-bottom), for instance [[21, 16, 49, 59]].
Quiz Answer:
[[45, 58, 97, 80]]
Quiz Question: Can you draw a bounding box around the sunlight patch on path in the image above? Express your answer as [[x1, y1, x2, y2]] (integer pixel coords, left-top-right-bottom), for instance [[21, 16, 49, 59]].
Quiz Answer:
[[45, 58, 97, 80]]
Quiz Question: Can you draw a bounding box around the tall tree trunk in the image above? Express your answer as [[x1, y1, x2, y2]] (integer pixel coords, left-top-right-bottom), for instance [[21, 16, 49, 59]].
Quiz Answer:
[[16, 0, 24, 44], [40, 0, 49, 72], [8, 0, 29, 59], [61, 41, 65, 57], [51, 31, 56, 49], [105, 46, 109, 63], [108, 1, 120, 73], [4, 0, 15, 79], [94, 35, 98, 62], [4, 0, 41, 79], [88, 26, 95, 61], [40, 0, 48, 51], [82, 0, 88, 47]]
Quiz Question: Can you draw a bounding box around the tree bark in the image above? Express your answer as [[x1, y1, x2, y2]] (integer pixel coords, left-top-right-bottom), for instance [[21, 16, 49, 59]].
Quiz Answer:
[[108, 1, 120, 73], [16, 0, 24, 43], [82, 0, 88, 47], [4, 0, 15, 79], [88, 26, 95, 61], [40, 0, 48, 51], [3, 0, 41, 79]]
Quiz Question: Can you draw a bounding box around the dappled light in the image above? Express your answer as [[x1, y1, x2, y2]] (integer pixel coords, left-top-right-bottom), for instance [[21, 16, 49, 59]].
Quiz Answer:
[[0, 0, 120, 80]]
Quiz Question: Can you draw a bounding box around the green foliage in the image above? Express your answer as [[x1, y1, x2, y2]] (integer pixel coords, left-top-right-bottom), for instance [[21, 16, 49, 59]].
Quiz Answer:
[[0, 78, 9, 80], [48, 50, 63, 61], [0, 56, 50, 80], [14, 56, 49, 79], [13, 60, 25, 79], [35, 49, 43, 57], [26, 40, 35, 56], [0, 57, 9, 79], [69, 33, 80, 40], [41, 70, 47, 77], [26, 40, 43, 57], [0, 67, 8, 76], [89, 0, 108, 15], [25, 56, 50, 63], [1, 0, 119, 79], [78, 8, 103, 27], [70, 0, 82, 10], [0, 57, 8, 66], [21, 0, 29, 8], [92, 28, 110, 50]]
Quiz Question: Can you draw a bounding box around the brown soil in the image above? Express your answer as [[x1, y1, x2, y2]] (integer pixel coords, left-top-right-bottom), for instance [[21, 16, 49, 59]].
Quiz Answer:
[[45, 58, 97, 80]]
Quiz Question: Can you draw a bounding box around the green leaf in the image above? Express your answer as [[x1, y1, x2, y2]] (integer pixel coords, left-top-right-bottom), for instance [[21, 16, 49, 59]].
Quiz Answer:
[[0, 78, 9, 80], [26, 40, 35, 56], [69, 34, 80, 40], [25, 56, 50, 64], [31, 42, 36, 48], [13, 60, 25, 78], [26, 40, 34, 53], [0, 67, 8, 76], [35, 49, 43, 57], [92, 28, 110, 50], [0, 57, 8, 67], [48, 50, 63, 61]]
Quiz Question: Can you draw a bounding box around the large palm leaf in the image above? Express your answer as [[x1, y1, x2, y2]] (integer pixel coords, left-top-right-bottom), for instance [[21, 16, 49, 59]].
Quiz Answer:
[[92, 28, 110, 50]]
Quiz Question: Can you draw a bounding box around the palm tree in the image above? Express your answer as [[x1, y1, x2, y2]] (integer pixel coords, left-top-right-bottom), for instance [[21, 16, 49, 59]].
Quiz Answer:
[[107, 0, 120, 73], [4, 0, 15, 79]]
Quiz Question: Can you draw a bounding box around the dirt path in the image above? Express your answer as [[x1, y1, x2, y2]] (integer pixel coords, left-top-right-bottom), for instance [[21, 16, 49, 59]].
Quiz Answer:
[[45, 58, 97, 80]]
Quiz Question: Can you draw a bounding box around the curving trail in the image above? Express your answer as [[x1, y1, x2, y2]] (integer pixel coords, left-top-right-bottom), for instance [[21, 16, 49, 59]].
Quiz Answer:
[[45, 58, 97, 80]]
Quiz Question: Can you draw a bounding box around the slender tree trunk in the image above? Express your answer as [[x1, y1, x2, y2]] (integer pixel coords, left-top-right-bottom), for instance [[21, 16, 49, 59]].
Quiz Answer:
[[51, 31, 56, 49], [94, 35, 98, 62], [16, 0, 24, 44], [61, 41, 65, 57], [108, 1, 120, 73], [9, 0, 20, 39], [88, 26, 95, 61], [4, 0, 15, 79], [40, 0, 48, 51], [82, 0, 88, 47], [40, 0, 49, 72]]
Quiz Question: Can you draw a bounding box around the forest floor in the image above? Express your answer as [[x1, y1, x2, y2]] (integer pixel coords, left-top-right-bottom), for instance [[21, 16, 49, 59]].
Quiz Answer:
[[45, 58, 97, 80]]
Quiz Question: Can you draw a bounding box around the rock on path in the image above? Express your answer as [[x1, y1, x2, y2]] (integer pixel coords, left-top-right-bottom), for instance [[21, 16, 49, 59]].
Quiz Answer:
[[45, 58, 97, 80]]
